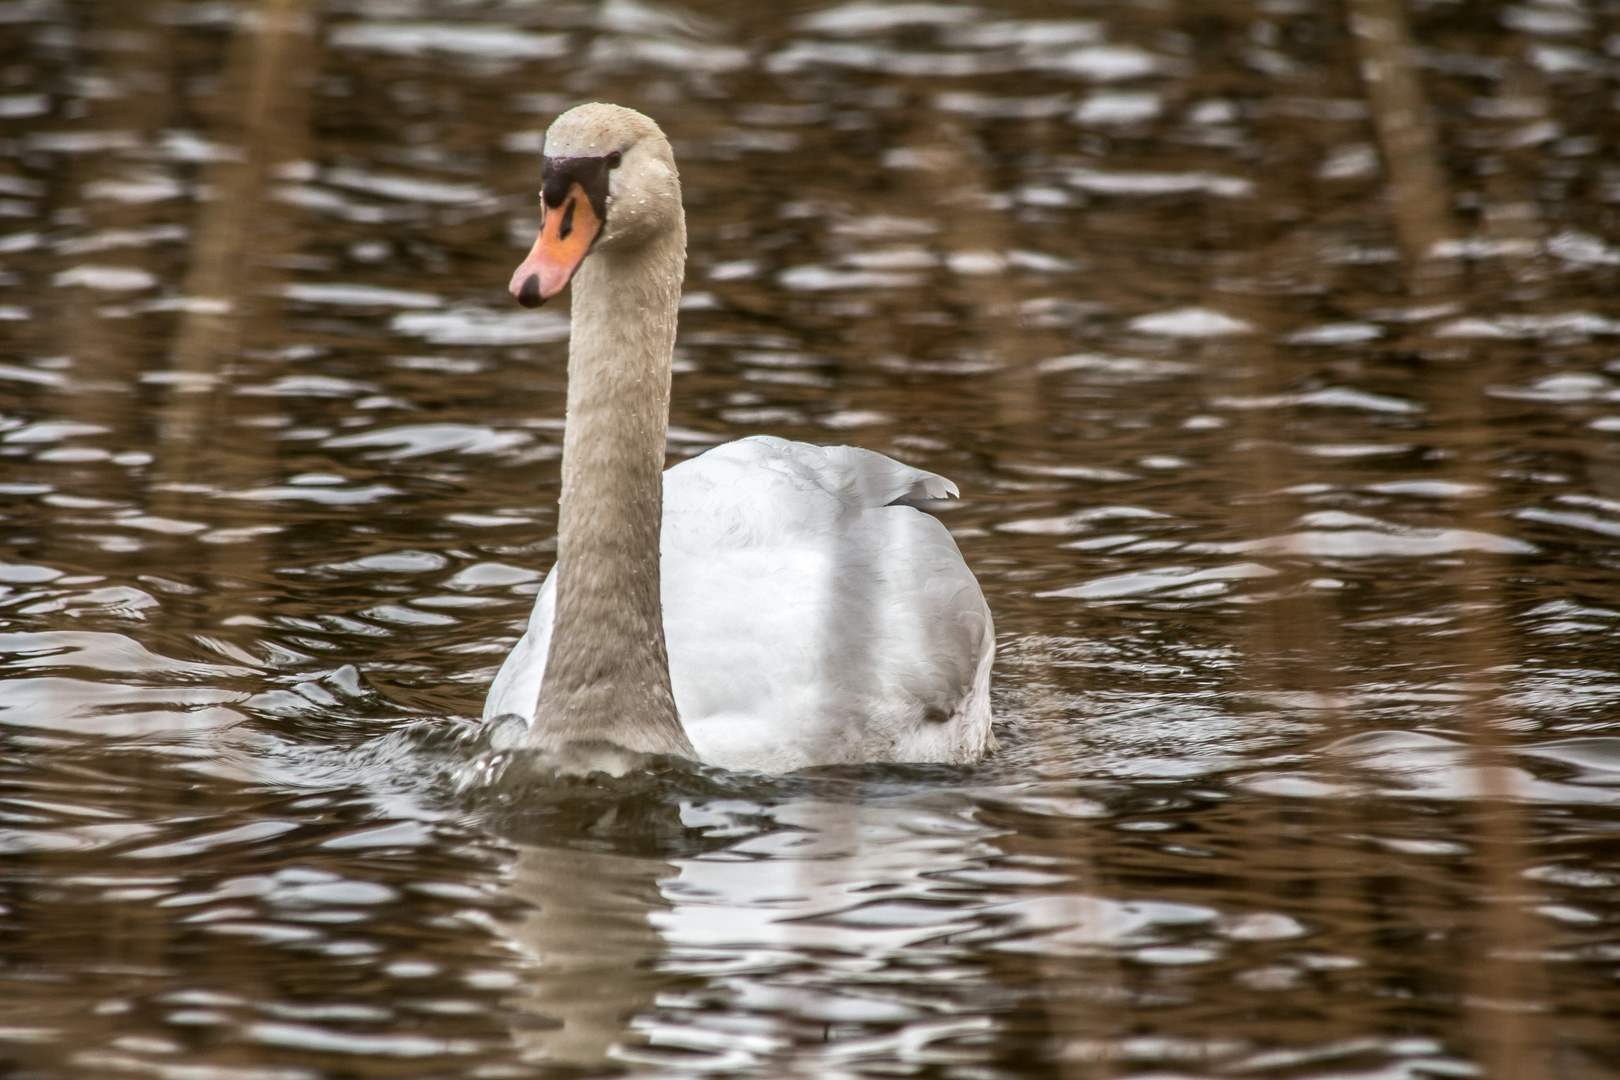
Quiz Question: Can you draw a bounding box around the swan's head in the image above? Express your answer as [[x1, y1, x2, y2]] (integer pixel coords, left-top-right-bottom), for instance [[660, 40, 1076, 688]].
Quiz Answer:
[[508, 103, 680, 308]]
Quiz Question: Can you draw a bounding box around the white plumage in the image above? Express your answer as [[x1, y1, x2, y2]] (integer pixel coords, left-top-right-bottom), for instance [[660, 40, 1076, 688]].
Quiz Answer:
[[485, 436, 995, 772], [486, 102, 996, 772]]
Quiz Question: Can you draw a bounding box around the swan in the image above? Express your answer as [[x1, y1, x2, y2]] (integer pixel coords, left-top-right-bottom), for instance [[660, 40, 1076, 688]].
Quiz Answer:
[[483, 103, 995, 773]]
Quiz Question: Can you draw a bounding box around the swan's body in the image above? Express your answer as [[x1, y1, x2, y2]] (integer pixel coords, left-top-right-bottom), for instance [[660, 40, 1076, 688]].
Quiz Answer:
[[487, 436, 995, 771], [484, 103, 995, 771]]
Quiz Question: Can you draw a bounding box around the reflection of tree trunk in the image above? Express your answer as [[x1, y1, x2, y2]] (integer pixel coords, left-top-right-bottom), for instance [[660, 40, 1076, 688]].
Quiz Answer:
[[1232, 331, 1382, 1056], [889, 120, 1038, 430], [19, 12, 189, 1022], [1475, 55, 1548, 276], [147, 0, 316, 636], [1345, 0, 1457, 283], [1419, 344, 1550, 1080], [1019, 824, 1119, 1080], [157, 0, 314, 467], [1347, 5, 1550, 1072], [975, 645, 1115, 1079], [36, 3, 177, 526], [503, 845, 671, 1068]]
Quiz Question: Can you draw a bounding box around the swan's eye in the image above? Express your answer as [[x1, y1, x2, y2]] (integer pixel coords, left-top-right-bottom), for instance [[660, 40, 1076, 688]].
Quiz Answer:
[[606, 151, 622, 169]]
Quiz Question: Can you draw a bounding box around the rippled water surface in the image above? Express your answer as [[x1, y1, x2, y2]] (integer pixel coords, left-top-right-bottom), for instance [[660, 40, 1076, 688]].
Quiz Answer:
[[3, 0, 1620, 1076]]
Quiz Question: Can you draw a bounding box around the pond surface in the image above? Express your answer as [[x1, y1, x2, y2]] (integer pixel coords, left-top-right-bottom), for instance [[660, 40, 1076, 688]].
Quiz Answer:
[[2, 0, 1620, 1077]]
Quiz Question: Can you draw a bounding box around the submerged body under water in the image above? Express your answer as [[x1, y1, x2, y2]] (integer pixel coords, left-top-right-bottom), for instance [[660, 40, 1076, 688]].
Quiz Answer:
[[1, 0, 1619, 1077]]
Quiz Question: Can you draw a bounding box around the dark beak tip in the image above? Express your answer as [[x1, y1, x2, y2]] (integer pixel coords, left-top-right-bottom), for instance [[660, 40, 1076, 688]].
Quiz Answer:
[[515, 274, 544, 309]]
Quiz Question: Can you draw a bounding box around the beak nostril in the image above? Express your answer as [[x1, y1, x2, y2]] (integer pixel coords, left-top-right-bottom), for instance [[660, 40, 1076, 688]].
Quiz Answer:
[[517, 274, 543, 308]]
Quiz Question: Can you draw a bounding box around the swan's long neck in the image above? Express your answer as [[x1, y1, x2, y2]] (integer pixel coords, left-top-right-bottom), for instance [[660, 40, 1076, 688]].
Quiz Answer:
[[531, 221, 694, 757]]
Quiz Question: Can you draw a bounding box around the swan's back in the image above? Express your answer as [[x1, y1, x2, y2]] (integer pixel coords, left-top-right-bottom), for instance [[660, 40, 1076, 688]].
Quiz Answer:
[[485, 436, 995, 772]]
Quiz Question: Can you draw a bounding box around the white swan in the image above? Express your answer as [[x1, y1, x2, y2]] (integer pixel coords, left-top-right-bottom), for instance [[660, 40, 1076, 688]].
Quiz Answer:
[[484, 103, 995, 773]]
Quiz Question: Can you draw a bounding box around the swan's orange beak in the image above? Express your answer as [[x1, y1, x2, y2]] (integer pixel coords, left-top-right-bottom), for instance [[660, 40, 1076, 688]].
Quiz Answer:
[[509, 182, 602, 308]]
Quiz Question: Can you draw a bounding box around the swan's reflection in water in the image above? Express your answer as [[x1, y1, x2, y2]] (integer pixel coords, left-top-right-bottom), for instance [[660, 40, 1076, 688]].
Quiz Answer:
[[505, 844, 673, 1067], [504, 795, 1006, 1073]]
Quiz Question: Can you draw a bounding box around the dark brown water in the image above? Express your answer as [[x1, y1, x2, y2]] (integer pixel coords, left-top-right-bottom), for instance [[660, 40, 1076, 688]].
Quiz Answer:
[[2, 0, 1620, 1076]]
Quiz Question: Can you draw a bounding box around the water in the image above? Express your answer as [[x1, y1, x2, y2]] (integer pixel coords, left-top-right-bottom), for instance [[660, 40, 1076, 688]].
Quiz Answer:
[[2, 0, 1619, 1076]]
